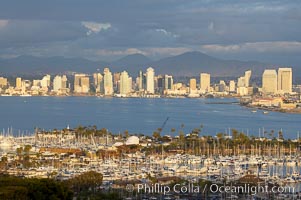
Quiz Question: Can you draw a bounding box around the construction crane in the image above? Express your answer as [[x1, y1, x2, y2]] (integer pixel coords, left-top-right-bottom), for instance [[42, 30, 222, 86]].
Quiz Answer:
[[158, 117, 169, 135]]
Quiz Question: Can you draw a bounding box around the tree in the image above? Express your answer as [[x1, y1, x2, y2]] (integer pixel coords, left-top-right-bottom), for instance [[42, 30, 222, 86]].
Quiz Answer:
[[152, 131, 161, 140], [67, 171, 103, 194]]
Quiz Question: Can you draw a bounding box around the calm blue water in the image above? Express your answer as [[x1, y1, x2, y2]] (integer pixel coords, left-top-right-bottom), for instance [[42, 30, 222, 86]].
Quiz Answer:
[[0, 96, 300, 138]]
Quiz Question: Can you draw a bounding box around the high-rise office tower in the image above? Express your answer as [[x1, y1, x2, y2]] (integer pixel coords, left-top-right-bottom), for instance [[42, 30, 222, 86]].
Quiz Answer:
[[244, 70, 252, 87], [229, 80, 236, 92], [200, 73, 210, 92], [41, 75, 51, 88], [189, 78, 197, 93], [262, 69, 278, 94], [103, 68, 113, 95], [0, 77, 8, 87], [164, 75, 173, 90], [62, 75, 68, 89], [93, 73, 103, 93], [278, 68, 292, 94], [120, 71, 131, 95], [16, 77, 22, 88], [138, 70, 144, 91], [81, 77, 90, 93], [74, 74, 89, 93], [146, 67, 155, 94], [53, 75, 62, 92]]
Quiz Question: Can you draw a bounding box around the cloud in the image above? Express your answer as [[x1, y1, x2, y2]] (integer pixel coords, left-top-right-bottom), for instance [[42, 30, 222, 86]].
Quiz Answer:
[[155, 28, 179, 38], [0, 19, 9, 29], [81, 21, 111, 35], [95, 47, 190, 58], [208, 22, 214, 31], [201, 41, 301, 53], [96, 48, 146, 56]]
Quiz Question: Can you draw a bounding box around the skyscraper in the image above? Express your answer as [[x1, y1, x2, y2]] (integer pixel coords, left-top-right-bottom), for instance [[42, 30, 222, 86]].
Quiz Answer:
[[146, 67, 155, 94], [229, 80, 236, 92], [244, 70, 252, 87], [120, 71, 131, 95], [138, 70, 144, 91], [0, 77, 8, 87], [164, 75, 173, 90], [262, 69, 277, 94], [278, 68, 292, 94], [41, 75, 51, 88], [93, 73, 103, 93], [74, 74, 90, 93], [53, 75, 62, 92], [81, 77, 90, 93], [16, 77, 22, 88], [200, 73, 210, 92], [103, 68, 113, 95], [189, 78, 197, 93]]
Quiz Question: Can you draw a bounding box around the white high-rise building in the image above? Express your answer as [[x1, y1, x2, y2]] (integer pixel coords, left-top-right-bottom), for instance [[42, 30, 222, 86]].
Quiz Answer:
[[41, 75, 51, 88], [93, 73, 103, 93], [74, 74, 89, 93], [120, 71, 131, 95], [244, 70, 252, 87], [53, 75, 68, 93], [262, 69, 278, 94], [16, 77, 22, 88], [278, 68, 292, 94], [146, 67, 155, 94], [53, 75, 62, 92], [103, 68, 113, 95], [229, 80, 236, 92], [200, 73, 210, 92]]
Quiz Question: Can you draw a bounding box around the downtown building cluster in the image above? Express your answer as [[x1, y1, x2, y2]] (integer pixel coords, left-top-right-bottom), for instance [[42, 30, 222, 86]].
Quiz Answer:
[[0, 67, 296, 98]]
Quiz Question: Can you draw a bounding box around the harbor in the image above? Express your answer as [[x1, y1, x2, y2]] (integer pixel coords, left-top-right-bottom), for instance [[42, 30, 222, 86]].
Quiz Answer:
[[1, 126, 301, 199]]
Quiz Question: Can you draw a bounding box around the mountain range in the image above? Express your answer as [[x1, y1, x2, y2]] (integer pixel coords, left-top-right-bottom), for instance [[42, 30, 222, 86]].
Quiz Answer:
[[0, 51, 292, 77]]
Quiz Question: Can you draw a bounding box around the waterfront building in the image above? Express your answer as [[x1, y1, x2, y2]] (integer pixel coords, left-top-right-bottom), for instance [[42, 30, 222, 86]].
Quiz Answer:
[[113, 72, 121, 92], [74, 74, 90, 93], [200, 73, 210, 93], [103, 68, 113, 95], [93, 73, 103, 93], [53, 75, 62, 92], [189, 78, 197, 93], [237, 70, 252, 96], [262, 69, 278, 94], [164, 75, 173, 90], [0, 77, 8, 88], [16, 77, 22, 88], [237, 77, 245, 87], [229, 80, 236, 92], [218, 80, 226, 92], [41, 75, 51, 88], [53, 75, 68, 94], [244, 70, 252, 87], [32, 80, 41, 87], [137, 70, 144, 91], [146, 67, 155, 94], [120, 70, 131, 95], [278, 68, 292, 94]]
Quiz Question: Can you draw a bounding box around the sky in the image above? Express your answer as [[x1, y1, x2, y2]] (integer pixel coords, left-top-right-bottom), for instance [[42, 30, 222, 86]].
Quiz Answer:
[[0, 0, 300, 66]]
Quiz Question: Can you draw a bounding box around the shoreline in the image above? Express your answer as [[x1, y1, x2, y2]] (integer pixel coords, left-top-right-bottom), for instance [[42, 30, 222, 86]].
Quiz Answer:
[[244, 104, 301, 114]]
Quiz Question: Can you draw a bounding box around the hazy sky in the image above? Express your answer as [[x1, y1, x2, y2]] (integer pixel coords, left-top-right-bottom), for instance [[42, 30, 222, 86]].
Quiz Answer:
[[0, 0, 300, 65]]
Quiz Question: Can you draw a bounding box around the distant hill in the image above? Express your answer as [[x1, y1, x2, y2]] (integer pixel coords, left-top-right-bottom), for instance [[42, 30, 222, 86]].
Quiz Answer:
[[151, 51, 273, 77], [0, 55, 108, 75], [0, 51, 294, 77]]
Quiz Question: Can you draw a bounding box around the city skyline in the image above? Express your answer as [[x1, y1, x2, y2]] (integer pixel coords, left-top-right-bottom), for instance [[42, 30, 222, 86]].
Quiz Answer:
[[0, 66, 296, 98]]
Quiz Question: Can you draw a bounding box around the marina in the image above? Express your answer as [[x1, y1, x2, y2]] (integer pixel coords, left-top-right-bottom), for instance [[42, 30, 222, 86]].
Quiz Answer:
[[1, 126, 301, 199]]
